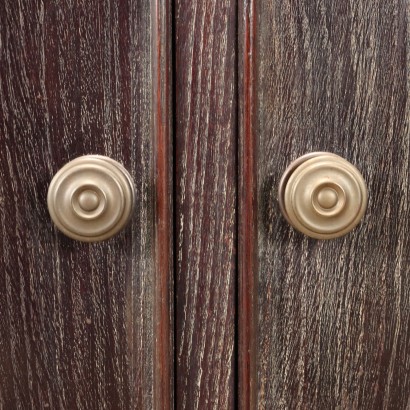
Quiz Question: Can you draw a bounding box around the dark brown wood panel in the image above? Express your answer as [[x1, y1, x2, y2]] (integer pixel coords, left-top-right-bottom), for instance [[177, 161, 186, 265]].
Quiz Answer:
[[254, 0, 410, 408], [175, 0, 237, 407], [0, 0, 172, 408]]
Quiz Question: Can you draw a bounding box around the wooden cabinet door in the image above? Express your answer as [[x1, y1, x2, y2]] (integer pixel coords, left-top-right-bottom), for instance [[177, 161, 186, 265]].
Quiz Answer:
[[0, 1, 172, 408], [239, 0, 410, 408]]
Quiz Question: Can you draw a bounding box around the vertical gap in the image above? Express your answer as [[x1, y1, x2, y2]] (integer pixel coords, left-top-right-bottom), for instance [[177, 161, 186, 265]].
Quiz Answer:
[[171, 0, 178, 408], [234, 0, 240, 408]]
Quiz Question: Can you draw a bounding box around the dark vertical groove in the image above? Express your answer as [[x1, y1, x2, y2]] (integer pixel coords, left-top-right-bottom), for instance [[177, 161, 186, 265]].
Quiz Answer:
[[234, 0, 240, 409], [238, 0, 258, 408]]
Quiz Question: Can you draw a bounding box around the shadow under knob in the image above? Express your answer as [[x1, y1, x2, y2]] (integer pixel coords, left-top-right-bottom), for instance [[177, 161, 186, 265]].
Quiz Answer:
[[278, 152, 368, 239], [48, 155, 135, 242]]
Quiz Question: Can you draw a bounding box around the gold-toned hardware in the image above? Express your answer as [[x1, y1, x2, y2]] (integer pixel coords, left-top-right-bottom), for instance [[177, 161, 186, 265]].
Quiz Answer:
[[278, 152, 367, 239], [47, 155, 135, 242]]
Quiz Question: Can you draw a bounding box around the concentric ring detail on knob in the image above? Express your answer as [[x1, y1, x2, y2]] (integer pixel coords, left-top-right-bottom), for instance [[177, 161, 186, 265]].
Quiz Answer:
[[48, 155, 135, 242], [279, 153, 367, 239]]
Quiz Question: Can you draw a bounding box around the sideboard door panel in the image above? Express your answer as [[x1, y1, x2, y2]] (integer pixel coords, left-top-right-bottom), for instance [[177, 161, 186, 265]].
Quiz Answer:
[[0, 1, 172, 408], [244, 1, 410, 408]]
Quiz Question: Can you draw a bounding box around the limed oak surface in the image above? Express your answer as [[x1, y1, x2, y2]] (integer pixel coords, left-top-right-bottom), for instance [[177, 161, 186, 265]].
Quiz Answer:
[[175, 0, 237, 408], [0, 1, 172, 409], [255, 1, 410, 408]]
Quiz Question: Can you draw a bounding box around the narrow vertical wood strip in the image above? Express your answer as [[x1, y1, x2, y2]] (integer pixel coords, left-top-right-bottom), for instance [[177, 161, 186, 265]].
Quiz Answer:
[[152, 0, 173, 408], [238, 0, 258, 409], [175, 0, 237, 407]]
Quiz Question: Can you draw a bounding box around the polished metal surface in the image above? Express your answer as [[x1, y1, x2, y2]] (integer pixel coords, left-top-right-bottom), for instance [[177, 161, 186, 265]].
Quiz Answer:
[[279, 152, 368, 239], [48, 155, 135, 242]]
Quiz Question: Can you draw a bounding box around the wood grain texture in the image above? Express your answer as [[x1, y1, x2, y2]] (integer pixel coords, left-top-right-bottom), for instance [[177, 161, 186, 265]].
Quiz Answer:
[[256, 0, 410, 408], [238, 0, 258, 409], [152, 0, 174, 408], [174, 0, 237, 408], [0, 0, 172, 408]]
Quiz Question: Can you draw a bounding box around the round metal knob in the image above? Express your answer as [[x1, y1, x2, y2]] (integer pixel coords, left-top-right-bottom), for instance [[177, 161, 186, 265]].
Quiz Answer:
[[47, 155, 135, 242], [278, 152, 367, 239]]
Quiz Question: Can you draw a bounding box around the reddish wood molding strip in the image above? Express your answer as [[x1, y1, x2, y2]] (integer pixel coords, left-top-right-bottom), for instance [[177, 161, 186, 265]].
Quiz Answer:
[[238, 0, 257, 409], [153, 0, 173, 408]]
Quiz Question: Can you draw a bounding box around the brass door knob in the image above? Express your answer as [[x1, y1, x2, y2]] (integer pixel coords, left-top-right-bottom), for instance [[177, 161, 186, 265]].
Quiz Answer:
[[278, 152, 367, 239], [47, 155, 135, 242]]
